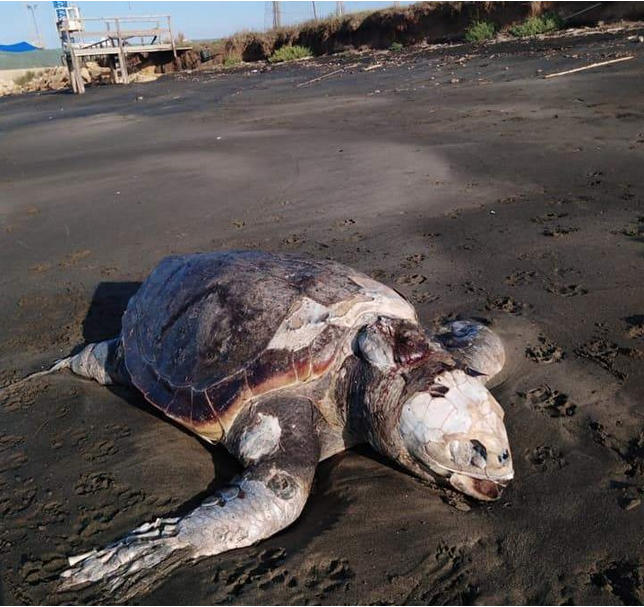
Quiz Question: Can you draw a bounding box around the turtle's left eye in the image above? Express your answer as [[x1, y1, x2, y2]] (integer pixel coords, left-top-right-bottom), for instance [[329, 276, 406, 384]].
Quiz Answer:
[[498, 449, 510, 464], [470, 440, 487, 468]]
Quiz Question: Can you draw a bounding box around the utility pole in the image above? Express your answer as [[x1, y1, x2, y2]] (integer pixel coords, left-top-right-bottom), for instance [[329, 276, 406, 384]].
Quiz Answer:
[[26, 3, 43, 48], [336, 1, 345, 17], [311, 1, 318, 21], [272, 1, 282, 29]]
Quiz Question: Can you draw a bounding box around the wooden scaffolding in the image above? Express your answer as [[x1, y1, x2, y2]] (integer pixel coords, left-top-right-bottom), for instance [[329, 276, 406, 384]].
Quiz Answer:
[[56, 7, 190, 94]]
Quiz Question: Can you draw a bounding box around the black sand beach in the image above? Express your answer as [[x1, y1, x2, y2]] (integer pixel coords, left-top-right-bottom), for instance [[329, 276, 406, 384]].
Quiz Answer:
[[1, 25, 644, 604]]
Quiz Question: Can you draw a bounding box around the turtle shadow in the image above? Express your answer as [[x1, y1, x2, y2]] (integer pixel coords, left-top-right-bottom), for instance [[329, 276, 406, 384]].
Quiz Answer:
[[79, 281, 243, 505], [80, 280, 142, 346]]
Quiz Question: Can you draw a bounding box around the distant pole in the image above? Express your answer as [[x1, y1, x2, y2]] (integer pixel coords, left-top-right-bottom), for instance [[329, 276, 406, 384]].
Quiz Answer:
[[336, 1, 345, 17], [311, 1, 317, 21], [272, 1, 282, 29], [26, 3, 43, 48]]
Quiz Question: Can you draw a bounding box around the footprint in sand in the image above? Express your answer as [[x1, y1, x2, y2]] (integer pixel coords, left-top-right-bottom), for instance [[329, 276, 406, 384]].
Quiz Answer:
[[0, 433, 24, 452], [505, 270, 537, 286], [586, 169, 603, 186], [542, 225, 579, 237], [74, 486, 146, 539], [0, 451, 28, 473], [395, 274, 427, 286], [545, 282, 588, 297], [214, 548, 288, 597], [410, 291, 440, 305], [519, 385, 575, 417], [282, 234, 305, 248], [0, 482, 36, 517], [60, 249, 92, 268], [526, 445, 567, 471], [486, 295, 525, 314], [525, 335, 565, 364], [398, 542, 480, 604], [19, 554, 69, 586], [530, 212, 569, 224], [615, 484, 643, 511], [83, 439, 118, 461], [401, 253, 425, 268], [590, 560, 644, 605], [625, 315, 644, 339], [37, 500, 68, 525], [335, 218, 356, 229], [299, 558, 355, 596], [28, 262, 52, 274], [574, 339, 627, 380], [74, 472, 115, 496], [619, 216, 644, 239]]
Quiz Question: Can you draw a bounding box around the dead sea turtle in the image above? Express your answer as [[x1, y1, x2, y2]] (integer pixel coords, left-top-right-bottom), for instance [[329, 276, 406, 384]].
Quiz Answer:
[[14, 250, 513, 599]]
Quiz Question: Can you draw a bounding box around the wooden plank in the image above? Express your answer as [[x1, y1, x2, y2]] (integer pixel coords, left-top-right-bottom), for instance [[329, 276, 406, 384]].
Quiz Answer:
[[72, 44, 177, 57]]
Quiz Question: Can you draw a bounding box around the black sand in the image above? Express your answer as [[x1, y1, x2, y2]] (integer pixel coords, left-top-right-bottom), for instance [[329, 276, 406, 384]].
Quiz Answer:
[[1, 25, 644, 605]]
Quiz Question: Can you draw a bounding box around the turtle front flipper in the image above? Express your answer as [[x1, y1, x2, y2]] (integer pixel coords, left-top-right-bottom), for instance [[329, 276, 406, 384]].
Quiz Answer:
[[433, 320, 506, 385], [59, 395, 320, 602]]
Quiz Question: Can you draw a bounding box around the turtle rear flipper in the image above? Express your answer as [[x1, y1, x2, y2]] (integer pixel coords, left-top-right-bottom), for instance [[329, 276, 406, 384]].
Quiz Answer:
[[1, 338, 129, 395], [433, 320, 505, 385], [59, 394, 320, 602]]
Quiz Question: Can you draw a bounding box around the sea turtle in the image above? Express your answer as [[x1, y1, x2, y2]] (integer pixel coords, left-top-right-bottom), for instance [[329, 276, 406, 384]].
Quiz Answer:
[[14, 250, 513, 599]]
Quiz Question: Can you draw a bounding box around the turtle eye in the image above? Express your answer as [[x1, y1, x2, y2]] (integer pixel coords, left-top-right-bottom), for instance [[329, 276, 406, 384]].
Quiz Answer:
[[449, 439, 487, 469], [470, 440, 487, 468]]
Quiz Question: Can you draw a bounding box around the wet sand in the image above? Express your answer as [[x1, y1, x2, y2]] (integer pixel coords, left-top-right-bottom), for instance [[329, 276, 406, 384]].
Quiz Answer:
[[1, 25, 644, 605]]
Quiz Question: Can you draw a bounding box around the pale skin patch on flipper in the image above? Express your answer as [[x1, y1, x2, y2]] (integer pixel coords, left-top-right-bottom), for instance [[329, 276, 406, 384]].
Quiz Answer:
[[237, 413, 282, 463], [59, 395, 320, 602]]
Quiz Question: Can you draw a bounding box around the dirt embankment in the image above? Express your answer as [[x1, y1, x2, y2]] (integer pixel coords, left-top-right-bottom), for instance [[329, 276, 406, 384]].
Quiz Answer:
[[216, 1, 644, 62]]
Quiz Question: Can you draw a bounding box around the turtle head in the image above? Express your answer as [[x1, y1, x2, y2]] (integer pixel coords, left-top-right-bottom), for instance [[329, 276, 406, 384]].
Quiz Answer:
[[397, 367, 513, 500], [356, 318, 513, 501]]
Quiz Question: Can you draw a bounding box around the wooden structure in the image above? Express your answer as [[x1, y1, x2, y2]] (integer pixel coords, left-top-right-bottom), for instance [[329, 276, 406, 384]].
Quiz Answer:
[[56, 7, 190, 94]]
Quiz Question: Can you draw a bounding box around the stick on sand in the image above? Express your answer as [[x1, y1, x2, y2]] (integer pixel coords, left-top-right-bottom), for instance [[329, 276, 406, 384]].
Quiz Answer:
[[297, 64, 359, 87], [544, 56, 634, 79]]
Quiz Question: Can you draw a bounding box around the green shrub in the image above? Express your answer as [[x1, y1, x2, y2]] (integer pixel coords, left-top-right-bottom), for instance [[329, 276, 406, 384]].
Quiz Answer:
[[223, 55, 241, 67], [268, 45, 312, 64], [13, 70, 36, 86], [464, 20, 496, 43], [389, 41, 404, 52], [509, 13, 562, 37]]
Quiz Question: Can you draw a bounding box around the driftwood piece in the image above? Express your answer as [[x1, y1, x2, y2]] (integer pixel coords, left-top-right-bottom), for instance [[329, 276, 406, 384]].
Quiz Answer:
[[297, 63, 360, 87], [544, 56, 634, 79]]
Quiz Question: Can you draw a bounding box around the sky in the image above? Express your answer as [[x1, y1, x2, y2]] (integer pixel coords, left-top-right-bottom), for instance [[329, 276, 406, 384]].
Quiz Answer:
[[0, 1, 414, 48]]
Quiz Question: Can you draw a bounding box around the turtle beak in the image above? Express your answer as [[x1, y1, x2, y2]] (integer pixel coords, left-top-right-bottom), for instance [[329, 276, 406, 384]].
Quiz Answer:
[[449, 472, 508, 501]]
